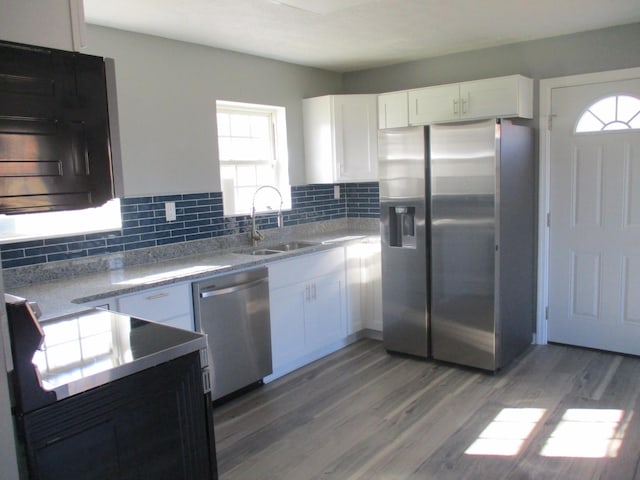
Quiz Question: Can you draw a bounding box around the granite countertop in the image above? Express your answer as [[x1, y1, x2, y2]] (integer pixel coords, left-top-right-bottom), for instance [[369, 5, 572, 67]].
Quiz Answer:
[[8, 227, 380, 320]]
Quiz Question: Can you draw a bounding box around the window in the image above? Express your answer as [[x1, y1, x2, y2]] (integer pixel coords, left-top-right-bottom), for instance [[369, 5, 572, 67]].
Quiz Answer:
[[216, 101, 291, 216], [0, 199, 121, 244], [576, 95, 640, 133]]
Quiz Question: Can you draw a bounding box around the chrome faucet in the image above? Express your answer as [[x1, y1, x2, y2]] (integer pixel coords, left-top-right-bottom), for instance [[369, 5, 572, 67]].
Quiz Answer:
[[249, 185, 284, 246]]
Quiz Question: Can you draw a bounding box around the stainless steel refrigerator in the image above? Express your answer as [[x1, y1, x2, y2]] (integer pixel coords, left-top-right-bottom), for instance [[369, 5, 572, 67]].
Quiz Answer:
[[379, 119, 534, 371]]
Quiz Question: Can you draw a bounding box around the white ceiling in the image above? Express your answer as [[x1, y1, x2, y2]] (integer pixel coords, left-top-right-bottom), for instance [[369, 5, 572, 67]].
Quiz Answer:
[[83, 0, 640, 72]]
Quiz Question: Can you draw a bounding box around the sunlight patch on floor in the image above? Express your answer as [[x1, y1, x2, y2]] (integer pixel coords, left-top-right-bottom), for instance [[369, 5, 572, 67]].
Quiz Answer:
[[541, 409, 628, 458], [465, 408, 546, 456]]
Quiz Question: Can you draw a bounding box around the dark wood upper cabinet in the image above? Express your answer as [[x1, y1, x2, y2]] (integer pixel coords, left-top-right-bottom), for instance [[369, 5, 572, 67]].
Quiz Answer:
[[0, 41, 115, 214]]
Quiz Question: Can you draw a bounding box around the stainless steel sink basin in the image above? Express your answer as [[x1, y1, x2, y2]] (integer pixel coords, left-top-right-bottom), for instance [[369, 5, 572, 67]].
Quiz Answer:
[[248, 249, 281, 255], [269, 240, 318, 251], [234, 240, 319, 256]]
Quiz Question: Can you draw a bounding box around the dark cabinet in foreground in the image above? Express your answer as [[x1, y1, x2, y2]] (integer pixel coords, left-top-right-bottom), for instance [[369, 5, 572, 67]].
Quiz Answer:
[[5, 296, 217, 480], [17, 351, 217, 480]]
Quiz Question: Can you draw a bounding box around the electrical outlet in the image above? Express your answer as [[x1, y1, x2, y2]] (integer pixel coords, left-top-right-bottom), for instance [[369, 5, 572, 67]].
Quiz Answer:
[[334, 185, 340, 200], [165, 201, 177, 222]]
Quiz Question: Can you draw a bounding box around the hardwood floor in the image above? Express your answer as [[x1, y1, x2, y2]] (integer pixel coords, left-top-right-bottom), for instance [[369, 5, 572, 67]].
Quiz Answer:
[[213, 339, 640, 479]]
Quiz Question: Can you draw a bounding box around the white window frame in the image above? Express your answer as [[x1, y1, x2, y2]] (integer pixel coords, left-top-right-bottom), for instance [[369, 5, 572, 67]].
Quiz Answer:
[[215, 100, 291, 217], [575, 94, 640, 133]]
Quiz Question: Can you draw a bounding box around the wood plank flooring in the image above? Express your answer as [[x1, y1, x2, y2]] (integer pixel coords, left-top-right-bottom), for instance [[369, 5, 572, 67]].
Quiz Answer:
[[213, 339, 640, 479]]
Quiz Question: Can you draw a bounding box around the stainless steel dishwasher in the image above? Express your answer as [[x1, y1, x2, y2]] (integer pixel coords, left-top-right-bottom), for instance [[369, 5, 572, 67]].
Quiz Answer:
[[192, 267, 272, 401]]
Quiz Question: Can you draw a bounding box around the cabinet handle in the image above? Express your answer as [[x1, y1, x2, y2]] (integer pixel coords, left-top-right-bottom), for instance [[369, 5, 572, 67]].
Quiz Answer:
[[145, 292, 169, 301], [462, 92, 469, 114], [305, 285, 310, 302], [312, 283, 317, 300], [453, 99, 459, 115], [415, 98, 419, 116], [384, 103, 388, 128], [199, 277, 268, 298]]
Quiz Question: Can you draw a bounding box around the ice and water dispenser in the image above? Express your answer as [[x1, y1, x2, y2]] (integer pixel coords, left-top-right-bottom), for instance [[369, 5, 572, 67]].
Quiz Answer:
[[388, 206, 416, 249]]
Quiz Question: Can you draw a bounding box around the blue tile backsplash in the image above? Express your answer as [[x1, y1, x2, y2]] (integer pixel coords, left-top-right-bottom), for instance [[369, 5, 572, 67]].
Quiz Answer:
[[1, 183, 379, 269]]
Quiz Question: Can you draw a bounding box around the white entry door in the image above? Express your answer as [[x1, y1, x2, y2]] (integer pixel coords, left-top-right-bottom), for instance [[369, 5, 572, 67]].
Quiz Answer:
[[548, 78, 640, 354]]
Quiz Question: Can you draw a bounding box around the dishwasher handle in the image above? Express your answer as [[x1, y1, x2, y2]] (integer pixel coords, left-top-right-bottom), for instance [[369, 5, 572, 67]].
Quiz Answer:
[[199, 276, 268, 299]]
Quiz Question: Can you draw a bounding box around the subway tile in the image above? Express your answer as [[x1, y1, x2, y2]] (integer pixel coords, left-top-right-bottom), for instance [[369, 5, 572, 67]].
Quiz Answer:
[[2, 239, 44, 251], [3, 255, 47, 268], [156, 236, 185, 246], [186, 232, 213, 242], [121, 226, 155, 237], [87, 245, 124, 256], [120, 197, 152, 206], [141, 230, 171, 242], [48, 250, 88, 262], [0, 249, 25, 260], [26, 244, 68, 257], [183, 192, 210, 201], [67, 239, 107, 251], [155, 222, 185, 232], [124, 240, 157, 251]]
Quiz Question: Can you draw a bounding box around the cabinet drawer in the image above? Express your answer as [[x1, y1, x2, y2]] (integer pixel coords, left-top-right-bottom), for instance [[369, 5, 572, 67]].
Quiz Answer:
[[117, 283, 192, 322], [158, 314, 194, 331], [268, 248, 345, 290]]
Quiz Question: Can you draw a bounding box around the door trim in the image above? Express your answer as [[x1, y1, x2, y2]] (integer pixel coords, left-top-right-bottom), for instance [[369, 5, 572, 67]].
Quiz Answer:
[[537, 67, 640, 345]]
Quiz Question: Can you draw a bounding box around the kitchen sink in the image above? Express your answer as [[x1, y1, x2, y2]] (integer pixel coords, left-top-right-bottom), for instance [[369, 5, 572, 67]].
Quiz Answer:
[[234, 240, 319, 257], [269, 240, 318, 251], [248, 249, 281, 255]]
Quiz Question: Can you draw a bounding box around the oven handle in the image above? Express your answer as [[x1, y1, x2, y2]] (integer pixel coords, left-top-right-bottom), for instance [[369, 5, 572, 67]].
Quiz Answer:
[[199, 277, 267, 299]]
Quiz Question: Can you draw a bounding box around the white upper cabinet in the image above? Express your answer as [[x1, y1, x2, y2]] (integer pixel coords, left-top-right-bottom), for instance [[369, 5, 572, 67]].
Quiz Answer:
[[378, 91, 409, 129], [408, 74, 533, 125], [0, 0, 85, 51], [304, 94, 378, 183]]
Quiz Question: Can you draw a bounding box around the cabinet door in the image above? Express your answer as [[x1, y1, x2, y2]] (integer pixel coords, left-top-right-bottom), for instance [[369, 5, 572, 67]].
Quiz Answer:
[[21, 352, 214, 480], [460, 75, 533, 120], [334, 95, 378, 181], [409, 84, 460, 125], [361, 243, 383, 332], [269, 285, 306, 371], [303, 95, 335, 184], [304, 272, 346, 352], [378, 91, 408, 129]]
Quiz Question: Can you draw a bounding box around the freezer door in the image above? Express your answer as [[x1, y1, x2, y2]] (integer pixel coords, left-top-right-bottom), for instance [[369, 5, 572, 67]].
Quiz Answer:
[[379, 127, 429, 358], [430, 120, 498, 370]]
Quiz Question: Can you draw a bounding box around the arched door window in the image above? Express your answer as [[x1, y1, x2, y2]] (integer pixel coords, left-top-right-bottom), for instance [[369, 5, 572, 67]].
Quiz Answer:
[[575, 95, 640, 133]]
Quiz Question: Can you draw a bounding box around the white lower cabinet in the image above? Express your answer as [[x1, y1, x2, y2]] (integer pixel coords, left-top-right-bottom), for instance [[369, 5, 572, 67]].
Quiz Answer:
[[266, 248, 348, 380], [116, 283, 194, 331], [269, 285, 306, 369], [346, 240, 383, 334]]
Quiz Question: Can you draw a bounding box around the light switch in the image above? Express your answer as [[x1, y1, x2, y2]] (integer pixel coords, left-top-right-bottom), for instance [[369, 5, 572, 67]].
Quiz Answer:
[[165, 201, 177, 222]]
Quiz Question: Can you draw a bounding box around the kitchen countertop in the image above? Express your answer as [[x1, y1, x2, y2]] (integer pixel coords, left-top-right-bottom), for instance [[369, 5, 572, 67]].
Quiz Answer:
[[8, 229, 380, 320]]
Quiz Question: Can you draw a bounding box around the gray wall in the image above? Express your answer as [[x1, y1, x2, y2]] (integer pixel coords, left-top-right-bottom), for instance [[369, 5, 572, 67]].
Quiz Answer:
[[343, 23, 640, 94], [85, 25, 342, 196]]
